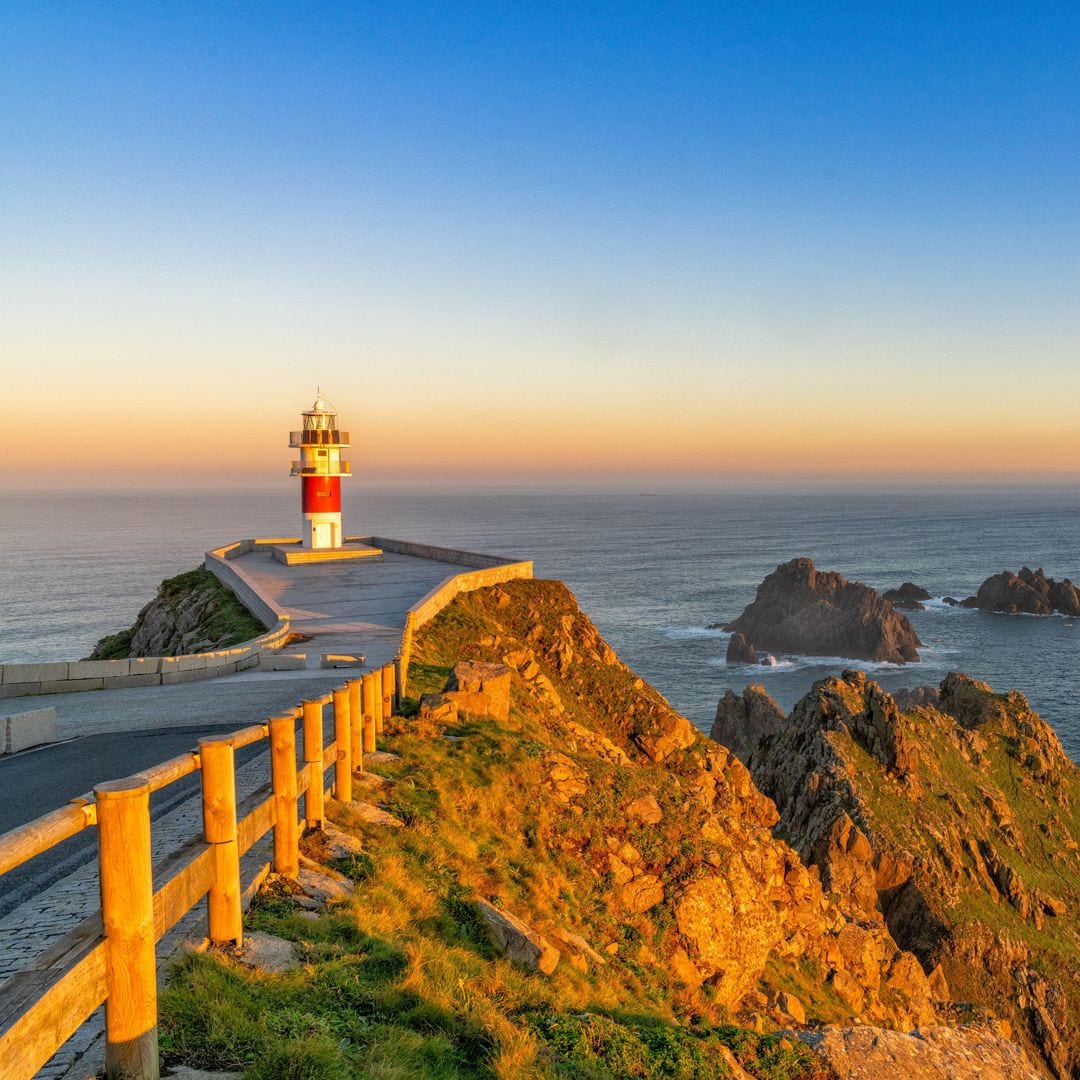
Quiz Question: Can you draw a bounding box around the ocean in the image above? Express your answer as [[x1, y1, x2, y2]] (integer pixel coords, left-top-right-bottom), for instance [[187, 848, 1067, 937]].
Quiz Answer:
[[1, 486, 1077, 760]]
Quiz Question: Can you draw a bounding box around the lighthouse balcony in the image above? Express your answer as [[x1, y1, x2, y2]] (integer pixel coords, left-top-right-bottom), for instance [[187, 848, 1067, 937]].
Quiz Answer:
[[290, 460, 352, 476], [289, 429, 350, 447]]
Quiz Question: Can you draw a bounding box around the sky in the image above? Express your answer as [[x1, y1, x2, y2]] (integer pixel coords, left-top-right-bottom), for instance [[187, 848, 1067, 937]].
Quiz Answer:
[[2, 2, 1079, 487]]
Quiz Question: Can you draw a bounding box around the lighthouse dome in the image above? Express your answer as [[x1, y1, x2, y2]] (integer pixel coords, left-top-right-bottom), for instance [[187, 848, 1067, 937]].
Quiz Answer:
[[309, 396, 336, 414]]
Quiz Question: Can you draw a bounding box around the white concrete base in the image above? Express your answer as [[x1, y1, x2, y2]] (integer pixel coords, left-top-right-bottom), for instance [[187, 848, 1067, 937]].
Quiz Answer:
[[272, 541, 383, 566], [320, 654, 365, 669], [259, 653, 308, 672], [2, 707, 58, 754]]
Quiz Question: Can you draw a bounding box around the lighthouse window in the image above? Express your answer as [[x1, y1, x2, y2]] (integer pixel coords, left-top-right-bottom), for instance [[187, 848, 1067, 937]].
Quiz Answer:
[[317, 449, 327, 456]]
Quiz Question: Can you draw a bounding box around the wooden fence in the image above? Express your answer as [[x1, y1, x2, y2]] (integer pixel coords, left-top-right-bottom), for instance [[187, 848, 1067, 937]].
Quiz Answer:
[[0, 665, 400, 1080]]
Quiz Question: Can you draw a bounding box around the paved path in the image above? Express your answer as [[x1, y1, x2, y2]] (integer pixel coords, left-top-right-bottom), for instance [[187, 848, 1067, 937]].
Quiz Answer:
[[0, 545, 468, 1076], [233, 547, 455, 667]]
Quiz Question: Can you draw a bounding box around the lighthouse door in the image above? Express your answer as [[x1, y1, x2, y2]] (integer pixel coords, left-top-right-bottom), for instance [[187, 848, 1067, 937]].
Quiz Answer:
[[313, 522, 332, 548]]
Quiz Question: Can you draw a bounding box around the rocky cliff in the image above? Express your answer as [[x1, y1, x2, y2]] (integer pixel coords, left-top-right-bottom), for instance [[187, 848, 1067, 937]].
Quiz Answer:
[[87, 567, 266, 658], [975, 567, 1080, 616], [744, 670, 1080, 1077], [160, 578, 1043, 1077], [722, 559, 922, 664]]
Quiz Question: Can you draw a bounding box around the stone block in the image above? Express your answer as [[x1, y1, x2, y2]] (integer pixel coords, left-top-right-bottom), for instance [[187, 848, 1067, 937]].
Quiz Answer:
[[2, 706, 58, 753], [162, 668, 214, 685], [2, 662, 68, 684], [68, 659, 130, 680], [320, 654, 364, 669], [177, 654, 207, 671], [236, 655, 259, 671], [127, 656, 161, 676], [260, 653, 307, 671], [0, 682, 42, 699], [443, 661, 512, 723], [42, 678, 103, 694], [102, 673, 161, 690]]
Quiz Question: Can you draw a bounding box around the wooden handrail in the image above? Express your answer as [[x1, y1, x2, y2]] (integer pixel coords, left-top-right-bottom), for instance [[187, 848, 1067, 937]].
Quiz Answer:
[[0, 801, 97, 877], [0, 682, 385, 1080]]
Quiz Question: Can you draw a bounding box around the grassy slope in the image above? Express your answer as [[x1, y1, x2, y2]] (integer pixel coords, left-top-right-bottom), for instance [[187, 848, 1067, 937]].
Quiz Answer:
[[90, 567, 266, 658], [159, 581, 833, 1080]]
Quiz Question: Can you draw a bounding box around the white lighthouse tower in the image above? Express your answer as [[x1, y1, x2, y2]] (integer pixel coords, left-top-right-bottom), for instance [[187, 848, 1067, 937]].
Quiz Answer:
[[289, 394, 351, 549]]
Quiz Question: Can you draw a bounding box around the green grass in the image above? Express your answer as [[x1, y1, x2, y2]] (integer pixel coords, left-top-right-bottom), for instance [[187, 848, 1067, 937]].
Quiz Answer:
[[89, 566, 266, 658], [160, 579, 843, 1078]]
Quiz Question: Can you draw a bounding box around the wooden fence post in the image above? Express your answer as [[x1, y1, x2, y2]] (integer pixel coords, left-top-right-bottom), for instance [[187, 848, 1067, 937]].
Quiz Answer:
[[362, 672, 377, 752], [198, 737, 242, 946], [372, 667, 384, 736], [269, 714, 299, 878], [332, 686, 352, 802], [301, 698, 325, 830], [348, 678, 363, 773], [382, 662, 396, 719], [95, 776, 159, 1080], [395, 656, 405, 707]]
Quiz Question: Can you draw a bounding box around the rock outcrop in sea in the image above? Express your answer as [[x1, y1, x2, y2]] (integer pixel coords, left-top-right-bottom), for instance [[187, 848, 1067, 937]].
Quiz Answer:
[[974, 566, 1080, 616], [739, 669, 1080, 1078], [722, 557, 922, 664], [882, 581, 932, 610]]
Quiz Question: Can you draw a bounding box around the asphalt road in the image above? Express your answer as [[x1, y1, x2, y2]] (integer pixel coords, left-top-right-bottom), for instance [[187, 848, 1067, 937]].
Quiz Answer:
[[0, 724, 267, 918]]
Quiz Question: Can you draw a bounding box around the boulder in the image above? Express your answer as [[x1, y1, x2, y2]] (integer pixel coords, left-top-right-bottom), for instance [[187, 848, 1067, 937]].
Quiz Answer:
[[725, 632, 758, 665], [975, 567, 1080, 616], [709, 685, 787, 763], [474, 898, 560, 974], [442, 661, 512, 723], [883, 582, 932, 610], [795, 1023, 1043, 1079], [722, 559, 922, 664]]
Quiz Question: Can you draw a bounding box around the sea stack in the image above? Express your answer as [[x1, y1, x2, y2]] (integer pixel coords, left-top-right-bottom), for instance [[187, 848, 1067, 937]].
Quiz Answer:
[[722, 558, 922, 664]]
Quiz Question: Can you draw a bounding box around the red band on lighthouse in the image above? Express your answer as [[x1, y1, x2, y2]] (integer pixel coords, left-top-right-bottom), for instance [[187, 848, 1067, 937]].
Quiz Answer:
[[302, 476, 341, 513]]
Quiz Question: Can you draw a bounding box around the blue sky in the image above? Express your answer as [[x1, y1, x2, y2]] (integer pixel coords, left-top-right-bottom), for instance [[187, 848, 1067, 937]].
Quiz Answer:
[[3, 2, 1079, 483]]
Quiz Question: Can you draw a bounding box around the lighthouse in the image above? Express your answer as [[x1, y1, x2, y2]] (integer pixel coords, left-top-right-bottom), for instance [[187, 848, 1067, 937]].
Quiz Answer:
[[289, 395, 351, 549]]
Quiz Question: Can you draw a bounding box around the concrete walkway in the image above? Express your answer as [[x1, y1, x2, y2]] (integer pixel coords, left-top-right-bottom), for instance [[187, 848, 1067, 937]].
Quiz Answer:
[[0, 545, 469, 1077], [233, 547, 455, 667]]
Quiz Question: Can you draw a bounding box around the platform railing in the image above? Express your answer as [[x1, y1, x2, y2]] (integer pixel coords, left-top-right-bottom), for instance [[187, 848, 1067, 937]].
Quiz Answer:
[[0, 668, 396, 1080]]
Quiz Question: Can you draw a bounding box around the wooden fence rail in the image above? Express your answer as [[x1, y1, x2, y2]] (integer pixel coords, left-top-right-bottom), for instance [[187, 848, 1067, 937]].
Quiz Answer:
[[0, 675, 380, 1080]]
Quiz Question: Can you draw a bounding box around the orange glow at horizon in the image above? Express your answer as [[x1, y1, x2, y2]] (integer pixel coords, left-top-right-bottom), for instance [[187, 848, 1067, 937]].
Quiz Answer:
[[5, 390, 1079, 486]]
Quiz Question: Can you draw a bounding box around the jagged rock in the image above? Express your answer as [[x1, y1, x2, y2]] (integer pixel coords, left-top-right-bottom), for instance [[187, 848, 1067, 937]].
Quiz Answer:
[[321, 823, 365, 860], [775, 990, 806, 1024], [297, 858, 356, 904], [892, 685, 941, 711], [233, 931, 300, 973], [883, 582, 932, 610], [88, 567, 262, 658], [725, 632, 759, 665], [626, 794, 662, 824], [722, 558, 922, 663], [442, 661, 512, 723], [419, 693, 458, 725], [710, 684, 786, 763], [474, 898, 560, 974], [552, 928, 607, 967], [347, 801, 405, 828], [796, 1023, 1043, 1079], [974, 566, 1080, 616], [749, 668, 1080, 1077]]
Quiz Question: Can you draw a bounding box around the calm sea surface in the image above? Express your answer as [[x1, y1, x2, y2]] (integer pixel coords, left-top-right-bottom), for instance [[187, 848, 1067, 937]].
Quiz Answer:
[[1, 487, 1078, 760]]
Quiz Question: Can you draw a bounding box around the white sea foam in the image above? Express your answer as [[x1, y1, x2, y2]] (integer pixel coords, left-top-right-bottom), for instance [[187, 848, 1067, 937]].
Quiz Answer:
[[921, 597, 978, 613], [660, 625, 731, 641], [708, 653, 911, 673]]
